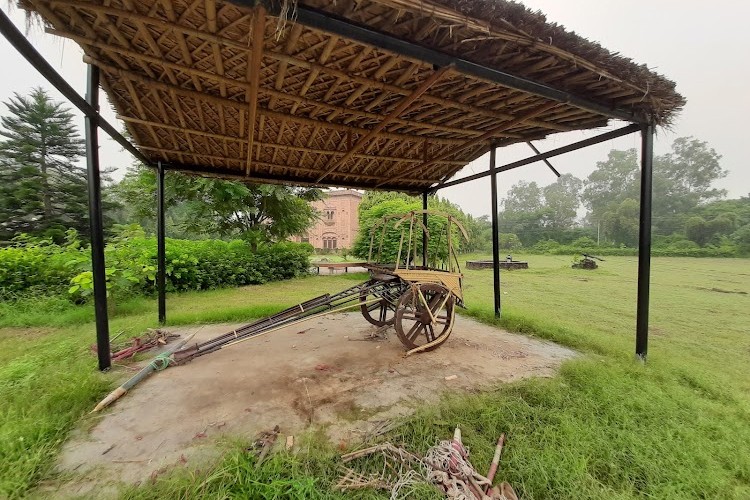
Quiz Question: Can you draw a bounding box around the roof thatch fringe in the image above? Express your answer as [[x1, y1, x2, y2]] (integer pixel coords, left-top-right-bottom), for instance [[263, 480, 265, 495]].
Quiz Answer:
[[424, 0, 685, 125]]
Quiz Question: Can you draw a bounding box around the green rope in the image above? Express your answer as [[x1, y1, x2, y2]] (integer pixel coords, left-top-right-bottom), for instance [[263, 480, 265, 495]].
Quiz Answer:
[[150, 352, 172, 371]]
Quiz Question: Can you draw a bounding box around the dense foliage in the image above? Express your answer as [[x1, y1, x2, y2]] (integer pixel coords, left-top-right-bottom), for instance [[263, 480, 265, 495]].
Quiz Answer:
[[0, 227, 312, 302], [352, 136, 747, 258], [352, 192, 472, 264], [115, 166, 322, 249], [0, 89, 323, 249]]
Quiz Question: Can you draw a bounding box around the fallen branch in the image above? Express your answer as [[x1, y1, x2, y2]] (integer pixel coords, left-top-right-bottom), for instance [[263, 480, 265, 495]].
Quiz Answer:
[[249, 425, 280, 468], [338, 428, 517, 499]]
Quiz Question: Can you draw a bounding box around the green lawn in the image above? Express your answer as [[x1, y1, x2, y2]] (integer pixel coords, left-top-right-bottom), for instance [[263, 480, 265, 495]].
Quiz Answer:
[[1, 256, 749, 499]]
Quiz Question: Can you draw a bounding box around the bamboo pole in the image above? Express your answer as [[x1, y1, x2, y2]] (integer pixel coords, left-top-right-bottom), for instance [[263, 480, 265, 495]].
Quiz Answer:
[[245, 6, 265, 175]]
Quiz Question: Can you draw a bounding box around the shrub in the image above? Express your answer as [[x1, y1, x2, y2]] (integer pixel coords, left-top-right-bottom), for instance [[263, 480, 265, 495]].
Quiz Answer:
[[499, 233, 523, 251], [570, 236, 598, 248], [0, 229, 312, 301], [530, 239, 561, 253]]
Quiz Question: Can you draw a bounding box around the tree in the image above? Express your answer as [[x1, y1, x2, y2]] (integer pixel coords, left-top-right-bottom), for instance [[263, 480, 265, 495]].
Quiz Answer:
[[352, 192, 473, 261], [543, 173, 583, 229], [732, 224, 750, 255], [463, 214, 492, 253], [497, 176, 585, 246], [503, 180, 543, 215], [0, 88, 87, 241], [602, 198, 640, 246], [685, 216, 711, 247], [582, 148, 640, 223], [115, 165, 322, 250], [661, 137, 726, 209], [685, 214, 736, 247], [497, 181, 544, 246], [582, 137, 727, 240]]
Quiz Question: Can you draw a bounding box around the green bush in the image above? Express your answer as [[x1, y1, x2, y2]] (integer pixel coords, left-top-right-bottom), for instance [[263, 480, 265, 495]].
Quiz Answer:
[[0, 229, 312, 301], [0, 233, 86, 300], [525, 241, 738, 257], [499, 233, 523, 250], [353, 198, 466, 264]]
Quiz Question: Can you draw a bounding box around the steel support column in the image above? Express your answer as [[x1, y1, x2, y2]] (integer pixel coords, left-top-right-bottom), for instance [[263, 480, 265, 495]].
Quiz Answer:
[[422, 192, 428, 266], [85, 64, 110, 371], [157, 161, 166, 324], [489, 147, 501, 317], [636, 124, 655, 361]]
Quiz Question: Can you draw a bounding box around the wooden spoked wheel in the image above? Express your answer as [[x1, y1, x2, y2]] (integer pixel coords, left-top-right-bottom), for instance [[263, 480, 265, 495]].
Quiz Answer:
[[360, 278, 403, 327], [394, 283, 455, 352]]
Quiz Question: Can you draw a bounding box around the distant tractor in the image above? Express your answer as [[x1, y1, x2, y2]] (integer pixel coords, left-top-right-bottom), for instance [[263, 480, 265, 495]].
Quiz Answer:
[[572, 253, 605, 270]]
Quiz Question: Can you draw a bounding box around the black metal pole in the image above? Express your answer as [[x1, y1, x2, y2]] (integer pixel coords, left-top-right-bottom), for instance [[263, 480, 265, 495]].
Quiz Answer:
[[422, 192, 428, 267], [636, 124, 654, 361], [157, 161, 166, 324], [438, 123, 641, 190], [489, 147, 501, 318], [85, 64, 110, 371], [526, 142, 561, 178]]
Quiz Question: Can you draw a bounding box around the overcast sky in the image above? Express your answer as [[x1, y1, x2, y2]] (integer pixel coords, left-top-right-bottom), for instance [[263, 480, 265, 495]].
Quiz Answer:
[[1, 1, 748, 217]]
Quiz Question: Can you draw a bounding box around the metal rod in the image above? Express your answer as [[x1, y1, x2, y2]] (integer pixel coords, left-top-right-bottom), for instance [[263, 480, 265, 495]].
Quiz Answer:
[[636, 124, 654, 361], [85, 64, 110, 372], [422, 192, 428, 267], [0, 10, 151, 166], [436, 124, 641, 190], [157, 161, 166, 324], [489, 147, 501, 318], [284, 4, 647, 124], [526, 142, 561, 177]]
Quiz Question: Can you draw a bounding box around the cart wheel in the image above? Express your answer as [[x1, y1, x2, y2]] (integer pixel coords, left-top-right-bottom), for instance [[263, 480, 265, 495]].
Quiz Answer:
[[360, 279, 402, 327], [394, 283, 455, 352]]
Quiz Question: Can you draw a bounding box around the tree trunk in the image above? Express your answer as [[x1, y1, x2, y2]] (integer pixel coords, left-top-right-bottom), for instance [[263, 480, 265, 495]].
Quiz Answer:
[[39, 133, 52, 227]]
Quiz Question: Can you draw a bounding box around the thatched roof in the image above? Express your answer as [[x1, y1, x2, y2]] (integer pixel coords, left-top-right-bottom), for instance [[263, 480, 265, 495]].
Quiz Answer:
[[20, 0, 684, 192]]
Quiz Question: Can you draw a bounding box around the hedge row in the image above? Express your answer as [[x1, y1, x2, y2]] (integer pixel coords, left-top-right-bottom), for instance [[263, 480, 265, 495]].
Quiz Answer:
[[525, 240, 739, 258], [0, 233, 312, 301]]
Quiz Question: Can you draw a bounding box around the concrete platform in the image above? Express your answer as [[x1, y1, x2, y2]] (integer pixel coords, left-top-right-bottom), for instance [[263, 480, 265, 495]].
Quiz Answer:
[[54, 313, 576, 493]]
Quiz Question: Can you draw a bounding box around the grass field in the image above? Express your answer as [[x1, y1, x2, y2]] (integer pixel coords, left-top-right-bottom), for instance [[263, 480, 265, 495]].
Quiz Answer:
[[1, 256, 749, 499]]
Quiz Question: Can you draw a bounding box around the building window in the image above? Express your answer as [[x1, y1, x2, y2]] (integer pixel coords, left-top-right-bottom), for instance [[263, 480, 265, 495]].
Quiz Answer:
[[325, 209, 335, 220], [323, 236, 337, 249], [301, 237, 309, 243]]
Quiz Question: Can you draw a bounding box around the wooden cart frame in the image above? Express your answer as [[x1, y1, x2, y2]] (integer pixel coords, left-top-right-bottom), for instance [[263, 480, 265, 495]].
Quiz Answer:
[[358, 210, 468, 354]]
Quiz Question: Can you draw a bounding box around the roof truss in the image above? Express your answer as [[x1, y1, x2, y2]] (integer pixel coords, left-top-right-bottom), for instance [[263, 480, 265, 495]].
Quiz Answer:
[[16, 0, 681, 192]]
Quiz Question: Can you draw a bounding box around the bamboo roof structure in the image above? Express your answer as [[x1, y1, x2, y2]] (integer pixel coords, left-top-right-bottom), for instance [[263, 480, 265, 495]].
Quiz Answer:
[[21, 0, 684, 192]]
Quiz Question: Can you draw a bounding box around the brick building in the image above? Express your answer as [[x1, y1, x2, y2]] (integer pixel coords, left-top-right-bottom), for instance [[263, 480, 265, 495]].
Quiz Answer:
[[291, 190, 362, 251]]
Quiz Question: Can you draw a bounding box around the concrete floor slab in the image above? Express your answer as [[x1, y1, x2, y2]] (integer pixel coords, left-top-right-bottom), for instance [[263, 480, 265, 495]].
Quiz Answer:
[[54, 313, 575, 494]]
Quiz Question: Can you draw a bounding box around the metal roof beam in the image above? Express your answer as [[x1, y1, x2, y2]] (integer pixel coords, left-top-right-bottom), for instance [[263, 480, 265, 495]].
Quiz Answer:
[[435, 123, 641, 190]]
